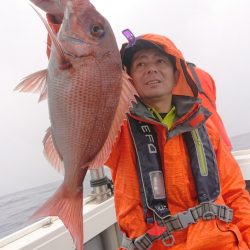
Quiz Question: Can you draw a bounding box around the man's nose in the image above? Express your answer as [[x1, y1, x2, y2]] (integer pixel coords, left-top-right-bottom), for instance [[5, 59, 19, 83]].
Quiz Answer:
[[146, 65, 158, 74]]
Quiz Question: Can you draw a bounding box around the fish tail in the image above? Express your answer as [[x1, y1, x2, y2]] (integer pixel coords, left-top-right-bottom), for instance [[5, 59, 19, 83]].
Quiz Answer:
[[31, 184, 84, 250]]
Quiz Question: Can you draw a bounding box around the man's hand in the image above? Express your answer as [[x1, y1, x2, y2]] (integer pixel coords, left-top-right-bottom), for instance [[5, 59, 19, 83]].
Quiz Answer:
[[30, 0, 68, 23]]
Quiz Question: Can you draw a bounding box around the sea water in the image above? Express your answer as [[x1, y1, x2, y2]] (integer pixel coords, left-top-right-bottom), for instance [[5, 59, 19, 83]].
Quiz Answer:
[[0, 170, 103, 239]]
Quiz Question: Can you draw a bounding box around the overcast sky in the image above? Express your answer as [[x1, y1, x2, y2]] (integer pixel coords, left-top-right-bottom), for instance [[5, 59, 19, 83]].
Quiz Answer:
[[1, 0, 250, 196]]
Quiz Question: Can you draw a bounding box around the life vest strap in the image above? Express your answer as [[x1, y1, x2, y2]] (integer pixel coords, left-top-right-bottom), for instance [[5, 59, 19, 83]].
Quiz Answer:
[[187, 62, 214, 106], [121, 202, 233, 250], [155, 202, 233, 228], [121, 230, 174, 250]]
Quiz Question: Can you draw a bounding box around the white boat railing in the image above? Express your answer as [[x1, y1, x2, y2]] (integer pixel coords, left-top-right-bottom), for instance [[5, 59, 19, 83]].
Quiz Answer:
[[0, 196, 119, 250]]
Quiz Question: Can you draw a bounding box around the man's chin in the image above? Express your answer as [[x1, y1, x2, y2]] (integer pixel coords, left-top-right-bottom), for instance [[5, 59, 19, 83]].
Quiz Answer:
[[143, 93, 165, 99], [141, 95, 166, 103]]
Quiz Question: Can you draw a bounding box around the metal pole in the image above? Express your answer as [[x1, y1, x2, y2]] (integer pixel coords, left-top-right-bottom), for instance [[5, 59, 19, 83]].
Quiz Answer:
[[89, 167, 112, 203]]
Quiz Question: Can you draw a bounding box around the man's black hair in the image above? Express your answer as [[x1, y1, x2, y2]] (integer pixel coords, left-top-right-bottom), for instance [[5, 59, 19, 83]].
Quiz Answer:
[[120, 39, 177, 74]]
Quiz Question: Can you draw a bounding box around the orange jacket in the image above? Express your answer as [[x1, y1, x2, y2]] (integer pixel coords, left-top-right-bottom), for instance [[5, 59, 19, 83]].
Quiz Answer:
[[107, 116, 250, 249]]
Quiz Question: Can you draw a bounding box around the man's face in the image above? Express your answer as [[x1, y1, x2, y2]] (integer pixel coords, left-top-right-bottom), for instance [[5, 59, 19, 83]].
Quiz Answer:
[[130, 48, 179, 104]]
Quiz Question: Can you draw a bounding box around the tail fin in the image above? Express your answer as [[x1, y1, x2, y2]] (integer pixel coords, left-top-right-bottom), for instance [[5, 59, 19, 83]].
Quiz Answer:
[[31, 184, 84, 250]]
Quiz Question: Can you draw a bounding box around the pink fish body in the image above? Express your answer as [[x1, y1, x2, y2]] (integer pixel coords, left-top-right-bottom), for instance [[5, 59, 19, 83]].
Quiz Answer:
[[15, 1, 136, 249]]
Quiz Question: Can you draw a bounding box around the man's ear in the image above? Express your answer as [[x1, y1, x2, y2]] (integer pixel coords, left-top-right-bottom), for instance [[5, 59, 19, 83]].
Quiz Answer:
[[174, 70, 180, 85]]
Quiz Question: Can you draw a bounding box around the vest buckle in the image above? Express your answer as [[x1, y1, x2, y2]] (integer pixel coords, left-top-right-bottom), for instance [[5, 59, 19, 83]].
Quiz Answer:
[[161, 232, 175, 247], [217, 204, 233, 223], [177, 208, 196, 228], [134, 233, 153, 250]]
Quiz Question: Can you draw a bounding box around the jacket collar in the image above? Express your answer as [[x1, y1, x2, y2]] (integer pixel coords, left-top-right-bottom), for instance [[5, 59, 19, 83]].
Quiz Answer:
[[129, 96, 211, 136], [130, 95, 201, 120]]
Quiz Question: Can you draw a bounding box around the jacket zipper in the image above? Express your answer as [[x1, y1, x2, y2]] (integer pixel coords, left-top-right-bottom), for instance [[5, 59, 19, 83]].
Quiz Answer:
[[191, 129, 208, 176]]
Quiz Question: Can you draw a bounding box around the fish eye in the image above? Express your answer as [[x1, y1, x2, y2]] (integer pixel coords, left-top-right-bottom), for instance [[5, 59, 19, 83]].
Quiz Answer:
[[91, 24, 105, 38]]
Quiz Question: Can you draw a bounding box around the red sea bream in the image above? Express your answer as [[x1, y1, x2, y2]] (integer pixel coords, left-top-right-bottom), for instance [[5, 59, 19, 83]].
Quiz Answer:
[[15, 0, 137, 249]]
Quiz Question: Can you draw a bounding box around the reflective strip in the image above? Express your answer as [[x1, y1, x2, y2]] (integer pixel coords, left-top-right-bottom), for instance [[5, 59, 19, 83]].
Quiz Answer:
[[191, 129, 208, 176], [183, 125, 220, 202]]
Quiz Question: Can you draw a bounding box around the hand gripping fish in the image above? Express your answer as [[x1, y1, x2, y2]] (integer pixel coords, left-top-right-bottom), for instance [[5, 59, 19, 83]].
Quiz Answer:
[[15, 1, 137, 249]]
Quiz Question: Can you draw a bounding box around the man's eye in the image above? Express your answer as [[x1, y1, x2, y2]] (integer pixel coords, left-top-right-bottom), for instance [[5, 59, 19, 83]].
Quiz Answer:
[[136, 62, 145, 67], [158, 59, 166, 64]]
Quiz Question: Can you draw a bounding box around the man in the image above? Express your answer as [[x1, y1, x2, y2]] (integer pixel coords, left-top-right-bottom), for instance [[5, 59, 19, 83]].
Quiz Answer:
[[106, 34, 250, 250], [30, 1, 250, 249]]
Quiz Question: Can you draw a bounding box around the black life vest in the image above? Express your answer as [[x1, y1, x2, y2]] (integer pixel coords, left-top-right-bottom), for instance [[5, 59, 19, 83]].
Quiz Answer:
[[127, 115, 220, 222]]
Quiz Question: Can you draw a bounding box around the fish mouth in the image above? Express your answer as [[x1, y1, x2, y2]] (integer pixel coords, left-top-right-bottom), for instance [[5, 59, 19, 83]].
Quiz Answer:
[[62, 34, 86, 45], [61, 34, 93, 59], [64, 51, 91, 59], [61, 34, 93, 58]]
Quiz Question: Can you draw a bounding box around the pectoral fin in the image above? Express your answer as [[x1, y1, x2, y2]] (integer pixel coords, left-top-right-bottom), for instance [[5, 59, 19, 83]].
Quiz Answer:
[[14, 69, 48, 102], [43, 127, 64, 174]]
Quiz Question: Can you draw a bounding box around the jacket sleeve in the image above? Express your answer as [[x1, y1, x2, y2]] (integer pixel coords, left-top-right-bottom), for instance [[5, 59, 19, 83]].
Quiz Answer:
[[216, 135, 250, 246]]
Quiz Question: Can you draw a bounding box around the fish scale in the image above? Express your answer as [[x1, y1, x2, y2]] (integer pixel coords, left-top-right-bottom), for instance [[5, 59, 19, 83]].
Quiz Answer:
[[49, 69, 107, 159]]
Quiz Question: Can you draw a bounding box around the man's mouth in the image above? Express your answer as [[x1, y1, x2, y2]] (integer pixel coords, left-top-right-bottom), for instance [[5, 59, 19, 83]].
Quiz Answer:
[[145, 80, 161, 85]]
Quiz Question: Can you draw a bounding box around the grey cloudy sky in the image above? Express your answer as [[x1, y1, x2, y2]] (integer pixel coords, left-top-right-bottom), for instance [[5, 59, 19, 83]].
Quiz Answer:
[[1, 0, 250, 196]]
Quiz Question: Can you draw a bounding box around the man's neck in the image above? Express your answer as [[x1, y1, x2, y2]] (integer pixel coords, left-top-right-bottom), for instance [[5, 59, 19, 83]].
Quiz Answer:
[[142, 96, 172, 113]]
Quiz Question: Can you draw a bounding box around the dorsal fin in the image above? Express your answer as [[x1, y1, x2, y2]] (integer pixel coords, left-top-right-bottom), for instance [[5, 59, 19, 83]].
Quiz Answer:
[[31, 4, 70, 67]]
